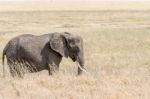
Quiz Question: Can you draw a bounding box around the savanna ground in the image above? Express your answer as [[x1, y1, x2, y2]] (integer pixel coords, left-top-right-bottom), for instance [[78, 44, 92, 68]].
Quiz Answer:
[[0, 10, 150, 99]]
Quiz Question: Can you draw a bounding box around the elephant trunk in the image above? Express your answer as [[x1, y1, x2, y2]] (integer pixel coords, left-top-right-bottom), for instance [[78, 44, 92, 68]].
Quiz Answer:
[[77, 51, 85, 75]]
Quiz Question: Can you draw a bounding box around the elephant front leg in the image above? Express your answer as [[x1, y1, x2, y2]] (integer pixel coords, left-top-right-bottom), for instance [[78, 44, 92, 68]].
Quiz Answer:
[[48, 69, 53, 75], [54, 65, 59, 72], [47, 64, 53, 75], [48, 63, 59, 75]]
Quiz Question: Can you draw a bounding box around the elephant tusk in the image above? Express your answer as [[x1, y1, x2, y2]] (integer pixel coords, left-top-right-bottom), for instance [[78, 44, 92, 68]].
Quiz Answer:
[[77, 63, 88, 74]]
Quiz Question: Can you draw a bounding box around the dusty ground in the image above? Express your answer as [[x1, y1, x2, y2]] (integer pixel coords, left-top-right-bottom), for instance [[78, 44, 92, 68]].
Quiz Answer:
[[0, 11, 150, 99]]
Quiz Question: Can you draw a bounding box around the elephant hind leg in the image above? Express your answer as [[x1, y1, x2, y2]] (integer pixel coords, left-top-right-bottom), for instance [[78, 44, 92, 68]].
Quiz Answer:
[[7, 59, 16, 77], [15, 63, 25, 78], [7, 59, 24, 77], [9, 66, 15, 77]]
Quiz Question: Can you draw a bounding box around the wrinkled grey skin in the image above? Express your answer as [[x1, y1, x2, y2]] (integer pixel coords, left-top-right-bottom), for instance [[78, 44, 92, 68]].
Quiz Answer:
[[2, 32, 85, 77]]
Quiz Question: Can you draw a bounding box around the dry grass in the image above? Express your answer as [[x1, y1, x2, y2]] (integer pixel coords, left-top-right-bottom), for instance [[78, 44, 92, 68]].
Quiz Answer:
[[0, 10, 150, 99]]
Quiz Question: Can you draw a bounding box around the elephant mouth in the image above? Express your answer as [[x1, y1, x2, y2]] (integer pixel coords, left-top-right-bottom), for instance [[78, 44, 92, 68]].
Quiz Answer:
[[71, 55, 77, 62]]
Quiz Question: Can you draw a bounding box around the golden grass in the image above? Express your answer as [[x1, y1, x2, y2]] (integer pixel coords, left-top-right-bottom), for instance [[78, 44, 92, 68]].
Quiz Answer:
[[0, 11, 150, 99]]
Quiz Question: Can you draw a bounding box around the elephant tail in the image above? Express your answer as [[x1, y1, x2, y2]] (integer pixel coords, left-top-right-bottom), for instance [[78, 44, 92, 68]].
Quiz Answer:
[[2, 49, 6, 78]]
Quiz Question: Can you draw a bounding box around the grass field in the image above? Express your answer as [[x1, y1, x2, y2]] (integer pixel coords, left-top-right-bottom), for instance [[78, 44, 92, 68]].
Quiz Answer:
[[0, 10, 150, 99]]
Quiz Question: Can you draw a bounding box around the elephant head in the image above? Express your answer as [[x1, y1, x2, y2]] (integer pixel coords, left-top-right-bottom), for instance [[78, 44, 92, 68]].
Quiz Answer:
[[50, 32, 85, 75]]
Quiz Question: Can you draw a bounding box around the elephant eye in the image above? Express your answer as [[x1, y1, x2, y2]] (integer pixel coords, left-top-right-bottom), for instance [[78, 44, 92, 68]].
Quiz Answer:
[[69, 39, 75, 45], [75, 39, 80, 43]]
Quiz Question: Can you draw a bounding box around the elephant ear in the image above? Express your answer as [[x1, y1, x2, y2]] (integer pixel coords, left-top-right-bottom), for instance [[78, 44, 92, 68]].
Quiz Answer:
[[50, 33, 69, 58]]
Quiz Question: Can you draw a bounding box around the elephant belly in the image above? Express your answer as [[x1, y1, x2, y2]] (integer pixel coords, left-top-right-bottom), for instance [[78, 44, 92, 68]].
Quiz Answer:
[[28, 55, 48, 71]]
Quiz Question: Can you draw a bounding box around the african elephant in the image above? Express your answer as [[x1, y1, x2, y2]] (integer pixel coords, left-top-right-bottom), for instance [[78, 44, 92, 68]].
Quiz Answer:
[[2, 32, 85, 77]]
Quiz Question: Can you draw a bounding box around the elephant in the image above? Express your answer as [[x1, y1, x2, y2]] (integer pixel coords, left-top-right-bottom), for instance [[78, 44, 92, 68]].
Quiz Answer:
[[2, 32, 85, 77]]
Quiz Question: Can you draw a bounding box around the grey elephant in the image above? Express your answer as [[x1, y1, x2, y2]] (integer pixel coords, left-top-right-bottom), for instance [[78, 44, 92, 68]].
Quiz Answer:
[[2, 32, 85, 77]]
